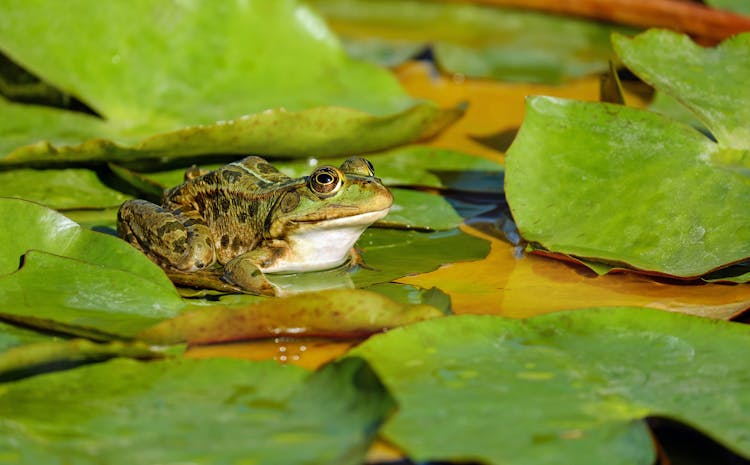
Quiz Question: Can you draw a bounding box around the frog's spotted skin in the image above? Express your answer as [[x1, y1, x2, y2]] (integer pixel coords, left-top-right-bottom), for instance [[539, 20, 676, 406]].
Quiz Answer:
[[117, 156, 392, 295]]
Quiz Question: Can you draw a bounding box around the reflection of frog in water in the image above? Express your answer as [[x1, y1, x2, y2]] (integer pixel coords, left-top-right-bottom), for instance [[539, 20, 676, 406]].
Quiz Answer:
[[117, 156, 392, 295]]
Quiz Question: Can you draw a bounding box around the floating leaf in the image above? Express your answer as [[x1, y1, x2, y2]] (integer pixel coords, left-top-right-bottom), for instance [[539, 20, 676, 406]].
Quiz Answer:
[[0, 251, 186, 338], [0, 357, 393, 465], [310, 0, 626, 83], [505, 95, 750, 277], [0, 168, 130, 209], [613, 30, 750, 149], [352, 228, 491, 288], [139, 289, 443, 345], [0, 198, 184, 337], [0, 197, 170, 284], [0, 0, 456, 164], [351, 308, 750, 464]]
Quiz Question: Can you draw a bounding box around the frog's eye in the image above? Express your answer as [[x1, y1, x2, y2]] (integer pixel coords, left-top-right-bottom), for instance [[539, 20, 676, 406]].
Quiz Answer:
[[364, 159, 375, 176], [309, 166, 342, 197]]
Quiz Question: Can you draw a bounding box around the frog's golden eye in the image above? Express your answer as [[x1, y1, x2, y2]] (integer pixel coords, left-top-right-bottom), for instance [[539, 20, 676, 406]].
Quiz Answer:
[[309, 166, 342, 197]]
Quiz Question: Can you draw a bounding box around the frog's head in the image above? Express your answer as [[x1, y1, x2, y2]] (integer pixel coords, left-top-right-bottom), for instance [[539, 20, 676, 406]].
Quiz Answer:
[[269, 157, 393, 239]]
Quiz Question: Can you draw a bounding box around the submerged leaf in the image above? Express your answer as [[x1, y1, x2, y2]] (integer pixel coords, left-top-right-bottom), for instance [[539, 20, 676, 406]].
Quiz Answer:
[[138, 289, 444, 345], [0, 357, 393, 465], [352, 308, 750, 464]]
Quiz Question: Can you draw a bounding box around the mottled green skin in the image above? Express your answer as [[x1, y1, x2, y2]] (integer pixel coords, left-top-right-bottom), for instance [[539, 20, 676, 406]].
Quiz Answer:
[[117, 156, 392, 294]]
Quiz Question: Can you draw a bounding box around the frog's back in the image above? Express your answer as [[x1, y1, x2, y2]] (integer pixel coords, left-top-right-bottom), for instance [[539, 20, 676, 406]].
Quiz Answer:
[[160, 157, 303, 257]]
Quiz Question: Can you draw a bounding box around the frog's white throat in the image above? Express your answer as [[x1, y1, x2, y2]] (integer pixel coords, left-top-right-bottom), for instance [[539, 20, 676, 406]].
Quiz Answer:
[[261, 208, 390, 273]]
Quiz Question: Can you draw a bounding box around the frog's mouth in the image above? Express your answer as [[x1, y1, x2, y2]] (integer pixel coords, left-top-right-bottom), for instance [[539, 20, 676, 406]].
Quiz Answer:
[[292, 208, 391, 229]]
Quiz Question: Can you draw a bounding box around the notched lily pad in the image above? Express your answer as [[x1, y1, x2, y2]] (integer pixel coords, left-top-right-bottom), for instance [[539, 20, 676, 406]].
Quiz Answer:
[[506, 31, 750, 279], [138, 289, 444, 345], [351, 308, 750, 464], [0, 198, 185, 338]]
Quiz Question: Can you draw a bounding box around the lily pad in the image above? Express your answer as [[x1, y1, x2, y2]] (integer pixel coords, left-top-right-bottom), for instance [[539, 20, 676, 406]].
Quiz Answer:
[[505, 95, 750, 277], [309, 0, 626, 83], [506, 31, 750, 277], [0, 168, 131, 209], [0, 0, 456, 164], [138, 289, 444, 345], [613, 30, 750, 149], [0, 198, 185, 337], [0, 356, 393, 465], [351, 308, 750, 464], [352, 228, 491, 288]]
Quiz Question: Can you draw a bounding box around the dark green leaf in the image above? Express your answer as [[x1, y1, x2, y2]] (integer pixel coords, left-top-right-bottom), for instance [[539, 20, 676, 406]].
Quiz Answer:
[[352, 228, 491, 287]]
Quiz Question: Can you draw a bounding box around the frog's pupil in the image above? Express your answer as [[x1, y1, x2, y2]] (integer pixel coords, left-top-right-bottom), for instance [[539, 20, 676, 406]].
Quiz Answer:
[[317, 173, 333, 184]]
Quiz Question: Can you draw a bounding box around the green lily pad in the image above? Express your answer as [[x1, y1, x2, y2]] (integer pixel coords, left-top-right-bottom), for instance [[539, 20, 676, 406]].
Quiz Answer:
[[352, 228, 491, 287], [138, 289, 444, 345], [351, 308, 750, 464], [309, 0, 627, 83], [506, 31, 750, 278], [0, 0, 456, 164], [506, 96, 750, 278], [0, 168, 131, 209], [0, 356, 393, 465], [0, 198, 185, 337], [0, 251, 186, 338], [613, 30, 750, 149]]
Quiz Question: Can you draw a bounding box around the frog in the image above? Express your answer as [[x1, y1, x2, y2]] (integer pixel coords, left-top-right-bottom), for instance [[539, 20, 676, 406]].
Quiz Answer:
[[117, 156, 393, 295]]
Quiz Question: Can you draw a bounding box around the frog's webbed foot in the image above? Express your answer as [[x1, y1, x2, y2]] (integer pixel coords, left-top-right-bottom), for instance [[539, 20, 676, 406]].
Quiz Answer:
[[222, 255, 278, 296]]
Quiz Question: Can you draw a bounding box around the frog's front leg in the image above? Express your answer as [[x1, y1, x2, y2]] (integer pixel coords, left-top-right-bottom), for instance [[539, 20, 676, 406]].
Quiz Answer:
[[222, 244, 287, 296], [117, 199, 215, 271]]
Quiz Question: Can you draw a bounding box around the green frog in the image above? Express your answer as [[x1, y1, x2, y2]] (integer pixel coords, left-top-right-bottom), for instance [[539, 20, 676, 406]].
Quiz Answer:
[[117, 156, 392, 295]]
